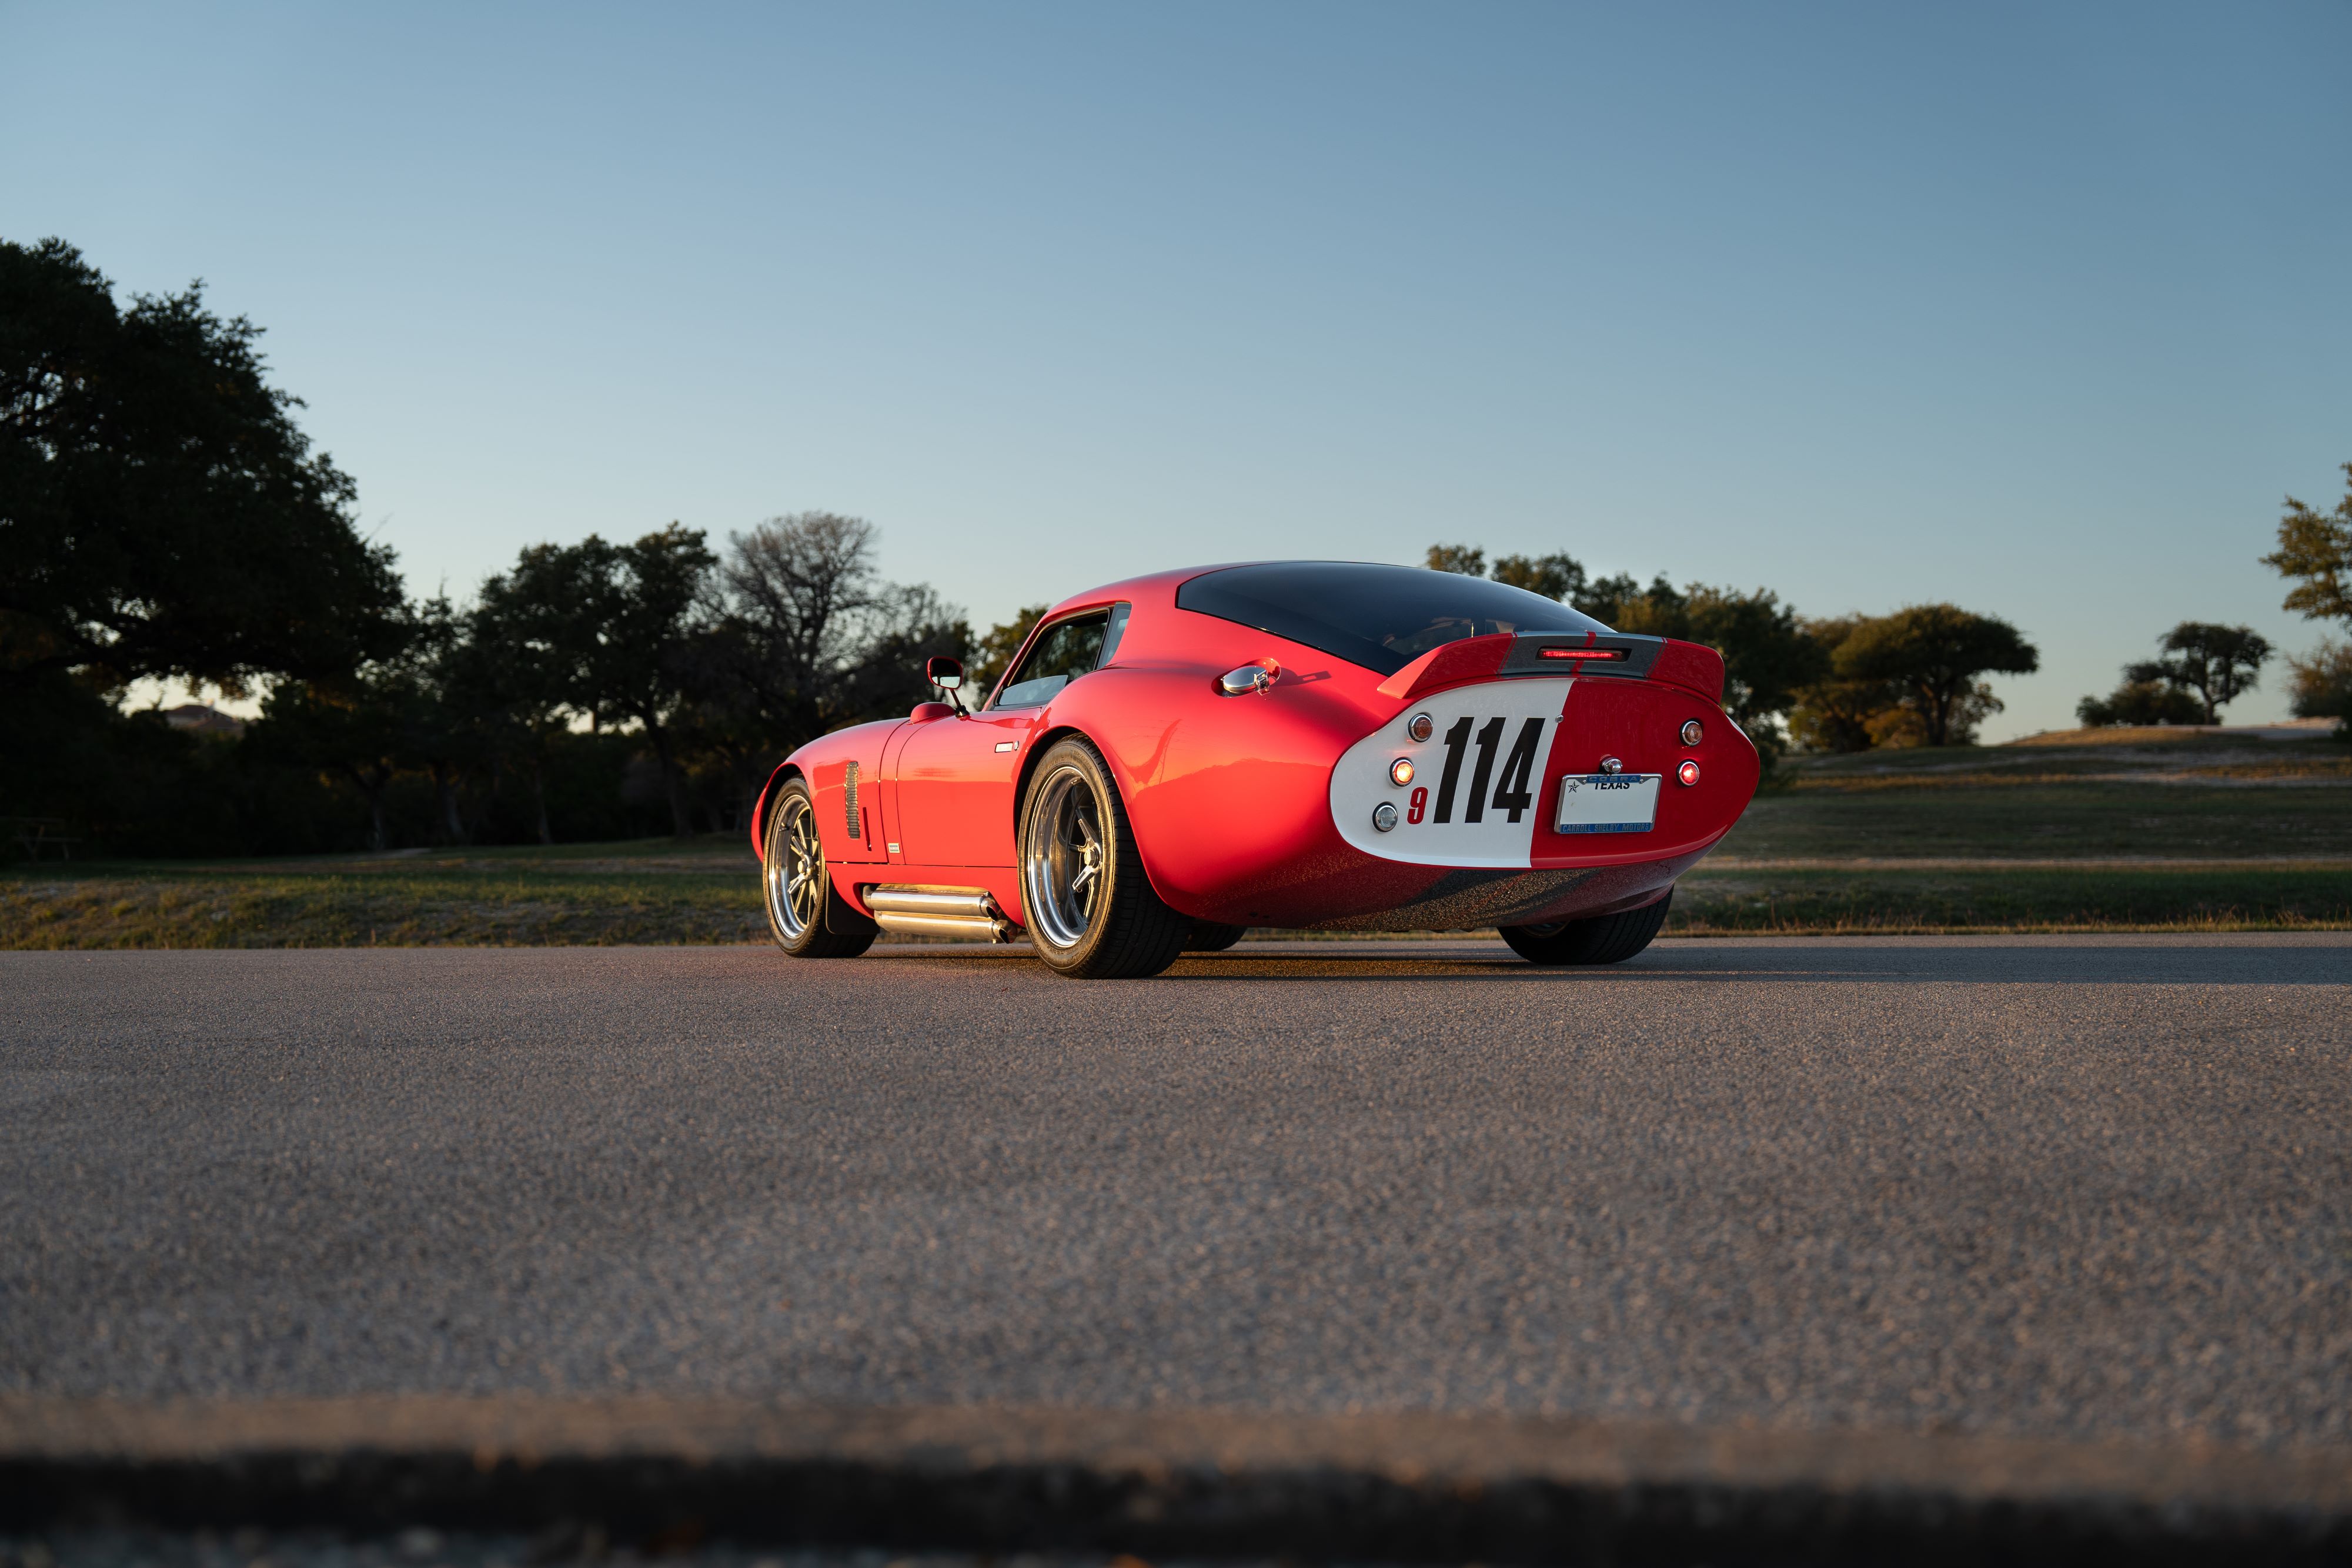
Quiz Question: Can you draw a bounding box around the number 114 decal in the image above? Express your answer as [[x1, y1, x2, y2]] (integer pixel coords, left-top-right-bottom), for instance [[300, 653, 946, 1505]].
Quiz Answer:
[[1405, 716, 1545, 826]]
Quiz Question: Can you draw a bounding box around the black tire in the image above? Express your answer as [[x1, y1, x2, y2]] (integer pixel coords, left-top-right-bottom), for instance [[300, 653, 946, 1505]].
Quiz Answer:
[[1018, 737, 1191, 978], [1499, 890, 1672, 966], [762, 779, 877, 958], [1185, 921, 1250, 952]]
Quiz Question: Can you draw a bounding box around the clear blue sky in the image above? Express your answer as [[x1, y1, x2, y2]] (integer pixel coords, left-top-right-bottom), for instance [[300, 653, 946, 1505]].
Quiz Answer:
[[6, 2, 2348, 736]]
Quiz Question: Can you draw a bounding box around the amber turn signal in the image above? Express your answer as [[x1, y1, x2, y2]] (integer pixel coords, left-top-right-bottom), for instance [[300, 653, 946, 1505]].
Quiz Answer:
[[1680, 718, 1703, 746], [1389, 757, 1415, 787]]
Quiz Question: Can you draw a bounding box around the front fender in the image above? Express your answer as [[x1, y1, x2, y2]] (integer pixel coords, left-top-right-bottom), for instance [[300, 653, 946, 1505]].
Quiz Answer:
[[753, 718, 902, 865], [749, 761, 800, 860]]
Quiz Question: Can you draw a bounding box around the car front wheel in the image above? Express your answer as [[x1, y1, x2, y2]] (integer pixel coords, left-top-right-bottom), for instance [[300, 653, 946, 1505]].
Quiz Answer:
[[1018, 737, 1190, 978], [1499, 891, 1672, 966], [763, 779, 877, 958]]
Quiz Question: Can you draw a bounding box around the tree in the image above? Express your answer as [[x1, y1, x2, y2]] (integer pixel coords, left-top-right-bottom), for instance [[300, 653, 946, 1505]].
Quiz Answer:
[[1490, 551, 1588, 603], [1424, 540, 1653, 623], [1, 238, 405, 694], [1576, 572, 1678, 627], [2153, 622, 2270, 724], [2077, 663, 2204, 728], [2262, 463, 2352, 626], [476, 526, 717, 837], [1834, 604, 2039, 747], [402, 595, 494, 844], [1787, 617, 1902, 752], [447, 589, 571, 845], [704, 512, 967, 756], [684, 513, 968, 830], [2286, 640, 2352, 736], [246, 611, 433, 853]]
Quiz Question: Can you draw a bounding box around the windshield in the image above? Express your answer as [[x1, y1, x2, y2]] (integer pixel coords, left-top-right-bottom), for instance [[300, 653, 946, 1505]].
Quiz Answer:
[[1175, 562, 1612, 676]]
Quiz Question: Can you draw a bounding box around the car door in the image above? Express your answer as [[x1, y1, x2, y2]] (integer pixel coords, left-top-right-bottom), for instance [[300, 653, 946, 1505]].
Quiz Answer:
[[890, 607, 1124, 867]]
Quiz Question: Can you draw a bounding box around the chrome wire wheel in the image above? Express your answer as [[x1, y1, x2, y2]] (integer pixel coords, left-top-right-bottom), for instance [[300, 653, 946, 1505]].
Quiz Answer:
[[1023, 764, 1107, 950], [765, 794, 825, 941], [1015, 736, 1191, 978]]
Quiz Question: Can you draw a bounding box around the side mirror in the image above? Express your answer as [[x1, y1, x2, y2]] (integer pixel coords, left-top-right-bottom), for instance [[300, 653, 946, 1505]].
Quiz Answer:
[[926, 654, 971, 715]]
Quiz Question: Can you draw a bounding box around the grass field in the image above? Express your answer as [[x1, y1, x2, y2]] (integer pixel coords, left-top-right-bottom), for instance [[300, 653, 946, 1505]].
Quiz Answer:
[[6, 729, 2347, 946], [0, 840, 763, 950]]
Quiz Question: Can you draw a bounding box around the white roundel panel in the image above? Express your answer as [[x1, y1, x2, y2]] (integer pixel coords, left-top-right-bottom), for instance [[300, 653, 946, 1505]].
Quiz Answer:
[[1329, 679, 1573, 868]]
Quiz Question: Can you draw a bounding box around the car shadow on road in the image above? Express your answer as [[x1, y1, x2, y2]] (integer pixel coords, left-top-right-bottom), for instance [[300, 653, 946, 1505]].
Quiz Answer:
[[867, 937, 2350, 985]]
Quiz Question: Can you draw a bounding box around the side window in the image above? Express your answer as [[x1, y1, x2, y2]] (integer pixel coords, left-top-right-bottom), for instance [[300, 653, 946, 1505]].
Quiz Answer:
[[993, 610, 1111, 709]]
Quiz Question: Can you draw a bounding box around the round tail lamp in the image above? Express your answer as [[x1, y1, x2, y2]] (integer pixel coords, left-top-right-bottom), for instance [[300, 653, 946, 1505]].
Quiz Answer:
[[1389, 757, 1415, 787], [1676, 760, 1702, 787]]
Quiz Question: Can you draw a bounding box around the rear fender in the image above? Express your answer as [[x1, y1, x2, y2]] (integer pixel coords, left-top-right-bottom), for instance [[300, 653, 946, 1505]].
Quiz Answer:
[[1008, 713, 1201, 921], [1055, 659, 1382, 921]]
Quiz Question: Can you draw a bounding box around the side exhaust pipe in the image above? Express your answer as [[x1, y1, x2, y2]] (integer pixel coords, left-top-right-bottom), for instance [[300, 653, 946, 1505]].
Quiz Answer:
[[863, 886, 1013, 943]]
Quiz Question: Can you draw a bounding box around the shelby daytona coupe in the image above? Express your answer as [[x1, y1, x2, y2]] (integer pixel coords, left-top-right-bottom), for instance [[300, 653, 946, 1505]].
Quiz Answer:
[[751, 561, 1759, 978]]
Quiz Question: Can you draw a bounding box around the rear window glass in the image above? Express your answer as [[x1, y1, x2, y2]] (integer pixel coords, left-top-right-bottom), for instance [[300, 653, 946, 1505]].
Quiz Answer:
[[1175, 562, 1610, 676]]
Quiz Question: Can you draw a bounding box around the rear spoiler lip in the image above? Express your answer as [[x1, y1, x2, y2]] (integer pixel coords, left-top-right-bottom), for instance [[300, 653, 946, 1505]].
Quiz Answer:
[[1375, 631, 1726, 706]]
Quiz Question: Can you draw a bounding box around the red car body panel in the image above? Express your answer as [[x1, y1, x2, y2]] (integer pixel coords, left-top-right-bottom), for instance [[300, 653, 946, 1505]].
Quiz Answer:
[[751, 564, 1759, 935]]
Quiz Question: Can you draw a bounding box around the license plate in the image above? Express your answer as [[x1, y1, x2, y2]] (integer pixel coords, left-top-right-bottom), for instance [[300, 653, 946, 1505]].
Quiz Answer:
[[1555, 773, 1659, 834]]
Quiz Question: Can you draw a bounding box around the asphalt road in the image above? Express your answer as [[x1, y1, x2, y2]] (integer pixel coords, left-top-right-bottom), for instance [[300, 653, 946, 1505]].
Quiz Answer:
[[4, 936, 2347, 1452]]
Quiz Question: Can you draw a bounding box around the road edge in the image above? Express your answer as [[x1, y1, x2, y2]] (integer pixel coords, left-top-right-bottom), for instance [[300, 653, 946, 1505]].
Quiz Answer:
[[4, 1398, 2349, 1563]]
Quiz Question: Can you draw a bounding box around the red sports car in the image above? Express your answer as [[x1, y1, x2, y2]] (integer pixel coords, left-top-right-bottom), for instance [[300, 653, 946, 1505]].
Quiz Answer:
[[751, 561, 1758, 977]]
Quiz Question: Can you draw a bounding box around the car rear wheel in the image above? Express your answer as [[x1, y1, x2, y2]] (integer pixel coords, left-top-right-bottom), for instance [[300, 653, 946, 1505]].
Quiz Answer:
[[1499, 891, 1672, 966], [1185, 921, 1249, 952], [1019, 737, 1190, 978], [763, 779, 877, 958]]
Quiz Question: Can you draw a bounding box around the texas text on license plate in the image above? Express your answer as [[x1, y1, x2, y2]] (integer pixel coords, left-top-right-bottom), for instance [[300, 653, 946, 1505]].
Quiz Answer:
[[1555, 773, 1661, 834]]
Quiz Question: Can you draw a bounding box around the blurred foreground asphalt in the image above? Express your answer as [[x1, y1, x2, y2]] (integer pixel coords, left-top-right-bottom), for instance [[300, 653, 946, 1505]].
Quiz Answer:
[[4, 935, 2347, 1451]]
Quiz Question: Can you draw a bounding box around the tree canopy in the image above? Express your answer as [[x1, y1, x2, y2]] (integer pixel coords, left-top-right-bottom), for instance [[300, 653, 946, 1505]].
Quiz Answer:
[[2263, 463, 2352, 627], [1, 238, 405, 693], [2072, 623, 2273, 730], [2154, 622, 2270, 724], [703, 511, 970, 754], [1488, 551, 1586, 604], [1832, 605, 2039, 747], [470, 526, 716, 836], [2286, 641, 2352, 734], [2076, 665, 2204, 728]]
